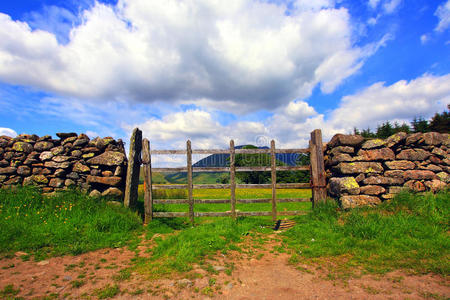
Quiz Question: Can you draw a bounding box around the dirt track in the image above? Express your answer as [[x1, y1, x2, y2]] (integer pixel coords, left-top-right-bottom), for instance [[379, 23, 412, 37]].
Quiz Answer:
[[1, 236, 448, 299]]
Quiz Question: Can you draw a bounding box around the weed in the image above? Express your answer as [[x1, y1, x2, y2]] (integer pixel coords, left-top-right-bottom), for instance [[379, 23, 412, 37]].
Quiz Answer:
[[95, 284, 120, 299], [71, 280, 85, 288], [113, 269, 131, 281], [0, 284, 20, 298]]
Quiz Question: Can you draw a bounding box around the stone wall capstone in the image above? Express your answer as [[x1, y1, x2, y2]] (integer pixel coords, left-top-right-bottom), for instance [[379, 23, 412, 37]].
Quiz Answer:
[[325, 132, 449, 209], [0, 133, 127, 197]]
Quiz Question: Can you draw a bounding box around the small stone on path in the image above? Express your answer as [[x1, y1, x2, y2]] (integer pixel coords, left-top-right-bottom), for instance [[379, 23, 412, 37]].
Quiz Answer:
[[213, 265, 226, 272], [37, 260, 49, 266]]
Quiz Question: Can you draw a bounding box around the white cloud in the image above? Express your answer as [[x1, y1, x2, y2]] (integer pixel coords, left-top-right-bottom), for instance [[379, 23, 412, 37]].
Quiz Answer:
[[0, 127, 17, 137], [420, 34, 429, 44], [383, 0, 402, 14], [329, 73, 450, 132], [368, 0, 381, 9], [0, 0, 377, 113], [435, 0, 450, 32]]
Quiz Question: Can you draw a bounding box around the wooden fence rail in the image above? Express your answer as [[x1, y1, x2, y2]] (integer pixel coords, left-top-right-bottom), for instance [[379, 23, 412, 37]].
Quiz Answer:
[[125, 129, 327, 224]]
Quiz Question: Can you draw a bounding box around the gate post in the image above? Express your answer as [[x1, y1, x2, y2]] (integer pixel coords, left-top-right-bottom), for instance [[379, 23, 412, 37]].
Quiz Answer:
[[124, 128, 142, 208], [142, 138, 153, 223], [310, 129, 327, 207]]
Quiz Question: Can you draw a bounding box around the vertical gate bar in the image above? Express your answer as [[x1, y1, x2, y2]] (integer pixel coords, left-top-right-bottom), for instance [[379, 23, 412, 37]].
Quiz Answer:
[[270, 140, 277, 221], [187, 140, 194, 224], [310, 129, 327, 207], [142, 138, 153, 224], [229, 140, 236, 220]]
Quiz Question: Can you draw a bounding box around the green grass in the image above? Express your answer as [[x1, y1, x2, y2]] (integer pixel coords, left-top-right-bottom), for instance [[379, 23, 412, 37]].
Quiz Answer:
[[281, 189, 450, 276], [0, 186, 142, 259]]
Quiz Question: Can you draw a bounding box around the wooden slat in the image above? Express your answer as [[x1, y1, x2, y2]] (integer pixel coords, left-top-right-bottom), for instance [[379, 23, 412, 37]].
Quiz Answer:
[[237, 211, 272, 216], [271, 140, 277, 221], [236, 183, 311, 189], [187, 140, 194, 224], [153, 212, 189, 218], [276, 148, 309, 154], [230, 140, 236, 219], [152, 167, 187, 172], [238, 198, 311, 203], [151, 150, 186, 155], [142, 138, 153, 223], [195, 212, 231, 217], [278, 210, 309, 216], [153, 199, 188, 204], [193, 167, 230, 172], [235, 165, 310, 172], [194, 184, 231, 189], [153, 184, 187, 189], [235, 148, 271, 154], [192, 149, 230, 154]]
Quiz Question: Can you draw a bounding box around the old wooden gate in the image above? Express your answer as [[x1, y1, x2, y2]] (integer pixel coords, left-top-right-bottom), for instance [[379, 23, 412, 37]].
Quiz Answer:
[[124, 129, 326, 224]]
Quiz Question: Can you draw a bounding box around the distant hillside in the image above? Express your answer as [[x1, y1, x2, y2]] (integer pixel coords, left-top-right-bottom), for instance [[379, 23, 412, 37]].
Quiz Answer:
[[139, 169, 226, 184], [193, 145, 302, 167]]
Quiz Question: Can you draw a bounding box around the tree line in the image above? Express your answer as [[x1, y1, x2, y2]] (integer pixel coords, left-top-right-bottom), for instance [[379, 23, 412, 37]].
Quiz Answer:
[[353, 105, 449, 138]]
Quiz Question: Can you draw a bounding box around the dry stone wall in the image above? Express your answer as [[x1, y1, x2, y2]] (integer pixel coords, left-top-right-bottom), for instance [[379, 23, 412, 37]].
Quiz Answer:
[[325, 132, 449, 209], [0, 133, 127, 197]]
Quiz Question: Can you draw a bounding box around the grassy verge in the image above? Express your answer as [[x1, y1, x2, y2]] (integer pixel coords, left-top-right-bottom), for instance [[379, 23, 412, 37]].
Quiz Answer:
[[0, 186, 142, 259], [282, 189, 450, 276]]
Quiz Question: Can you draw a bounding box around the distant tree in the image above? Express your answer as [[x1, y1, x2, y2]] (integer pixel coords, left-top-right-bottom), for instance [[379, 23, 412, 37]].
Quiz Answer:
[[411, 117, 430, 133], [393, 122, 411, 134], [376, 121, 395, 138], [428, 105, 450, 133]]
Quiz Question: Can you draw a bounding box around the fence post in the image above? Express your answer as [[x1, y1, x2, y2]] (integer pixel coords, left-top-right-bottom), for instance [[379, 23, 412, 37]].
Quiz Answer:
[[310, 129, 327, 207], [142, 138, 153, 223], [124, 128, 142, 208], [270, 140, 277, 221], [187, 140, 194, 224], [230, 140, 236, 219]]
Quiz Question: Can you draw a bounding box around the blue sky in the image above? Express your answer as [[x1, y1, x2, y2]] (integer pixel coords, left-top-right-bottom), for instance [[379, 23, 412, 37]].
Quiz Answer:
[[0, 0, 449, 164]]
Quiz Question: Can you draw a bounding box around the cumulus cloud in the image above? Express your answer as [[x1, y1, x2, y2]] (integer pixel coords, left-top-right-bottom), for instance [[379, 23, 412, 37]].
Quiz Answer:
[[0, 0, 379, 113], [0, 127, 17, 137], [435, 0, 450, 32], [125, 72, 450, 166], [329, 73, 450, 132]]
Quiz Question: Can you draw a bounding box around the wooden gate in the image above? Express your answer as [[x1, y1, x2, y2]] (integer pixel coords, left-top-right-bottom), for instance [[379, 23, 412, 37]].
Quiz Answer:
[[124, 129, 326, 224]]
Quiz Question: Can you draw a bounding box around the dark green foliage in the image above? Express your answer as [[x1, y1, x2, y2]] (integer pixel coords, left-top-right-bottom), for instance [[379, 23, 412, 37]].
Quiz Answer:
[[0, 186, 142, 258], [411, 116, 430, 133], [428, 104, 450, 133]]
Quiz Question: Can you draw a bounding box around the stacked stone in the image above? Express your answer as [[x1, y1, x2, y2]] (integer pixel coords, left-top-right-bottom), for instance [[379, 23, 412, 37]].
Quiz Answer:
[[0, 133, 127, 197], [325, 132, 449, 209]]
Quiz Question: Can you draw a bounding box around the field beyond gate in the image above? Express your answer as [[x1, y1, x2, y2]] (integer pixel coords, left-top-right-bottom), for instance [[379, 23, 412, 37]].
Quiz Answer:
[[134, 129, 327, 223]]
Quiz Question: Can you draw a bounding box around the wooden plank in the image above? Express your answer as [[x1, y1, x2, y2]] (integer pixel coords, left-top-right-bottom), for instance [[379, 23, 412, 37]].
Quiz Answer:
[[142, 138, 153, 223], [124, 128, 142, 208], [310, 129, 327, 206], [192, 149, 230, 154], [195, 212, 231, 217], [238, 198, 311, 203], [153, 199, 188, 204], [278, 210, 309, 216], [237, 183, 311, 189], [152, 167, 187, 172], [230, 140, 236, 219], [153, 184, 187, 189], [151, 150, 186, 155], [187, 140, 194, 224], [194, 184, 231, 189], [276, 148, 309, 154], [153, 212, 189, 218], [193, 167, 230, 172], [271, 140, 277, 221], [237, 211, 273, 216], [235, 148, 271, 154], [235, 166, 309, 172]]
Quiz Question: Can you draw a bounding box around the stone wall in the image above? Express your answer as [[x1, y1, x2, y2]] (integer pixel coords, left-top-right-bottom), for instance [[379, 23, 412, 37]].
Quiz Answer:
[[0, 133, 127, 197], [325, 132, 449, 209]]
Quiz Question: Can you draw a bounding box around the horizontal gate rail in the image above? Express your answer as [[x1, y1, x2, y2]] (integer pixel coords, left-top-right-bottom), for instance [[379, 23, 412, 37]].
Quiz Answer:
[[152, 198, 311, 204], [137, 129, 327, 224]]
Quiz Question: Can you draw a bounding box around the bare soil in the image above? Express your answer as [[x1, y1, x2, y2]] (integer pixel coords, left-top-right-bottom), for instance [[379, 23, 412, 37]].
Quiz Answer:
[[0, 234, 448, 300]]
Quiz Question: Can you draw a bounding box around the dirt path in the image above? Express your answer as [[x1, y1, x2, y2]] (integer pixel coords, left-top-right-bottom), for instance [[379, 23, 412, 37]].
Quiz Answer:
[[0, 236, 448, 299]]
